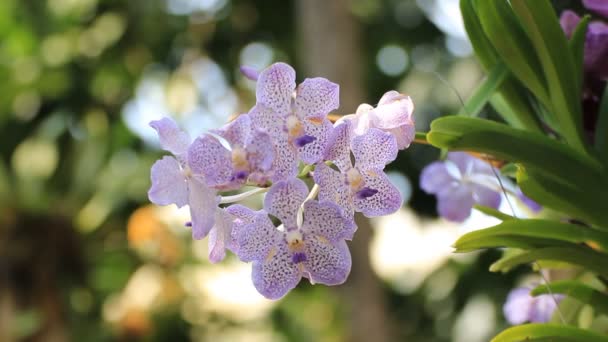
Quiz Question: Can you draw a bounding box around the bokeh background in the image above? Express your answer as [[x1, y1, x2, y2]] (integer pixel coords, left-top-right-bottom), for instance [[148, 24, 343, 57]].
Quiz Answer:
[[0, 0, 579, 341]]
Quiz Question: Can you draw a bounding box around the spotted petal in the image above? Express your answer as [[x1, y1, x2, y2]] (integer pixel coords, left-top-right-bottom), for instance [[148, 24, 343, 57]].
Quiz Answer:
[[313, 162, 354, 218], [208, 209, 237, 263], [252, 242, 301, 300], [215, 114, 251, 147], [352, 128, 397, 170], [303, 237, 351, 286], [188, 135, 233, 188], [270, 133, 299, 181], [373, 91, 414, 129], [299, 117, 333, 164], [323, 121, 353, 172], [149, 117, 191, 156], [301, 200, 356, 241], [264, 178, 309, 229], [188, 178, 219, 239], [247, 129, 274, 173], [256, 62, 296, 116], [294, 78, 340, 119], [249, 103, 284, 137], [354, 168, 402, 217], [232, 210, 280, 262], [148, 156, 188, 207]]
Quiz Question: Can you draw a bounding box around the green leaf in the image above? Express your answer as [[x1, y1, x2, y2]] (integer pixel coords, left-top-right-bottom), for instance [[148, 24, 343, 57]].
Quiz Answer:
[[491, 324, 608, 342], [472, 204, 514, 221], [454, 219, 608, 253], [489, 247, 608, 278], [511, 0, 588, 154], [476, 1, 551, 108], [569, 15, 591, 92], [459, 0, 543, 132], [427, 116, 605, 188], [518, 168, 608, 228], [459, 62, 509, 117], [532, 281, 608, 315], [595, 84, 608, 164]]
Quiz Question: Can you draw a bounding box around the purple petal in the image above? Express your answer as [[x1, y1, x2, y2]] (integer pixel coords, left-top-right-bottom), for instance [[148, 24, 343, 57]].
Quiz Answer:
[[518, 188, 542, 213], [301, 200, 356, 242], [352, 128, 398, 170], [246, 130, 275, 173], [249, 104, 284, 137], [240, 65, 260, 81], [585, 22, 608, 78], [355, 187, 378, 199], [584, 0, 608, 18], [252, 242, 301, 299], [226, 204, 258, 224], [269, 133, 299, 181], [215, 114, 251, 148], [256, 62, 296, 115], [436, 184, 474, 222], [294, 77, 340, 119], [232, 210, 280, 262], [530, 294, 564, 323], [472, 184, 502, 209], [323, 121, 353, 172], [149, 117, 191, 156], [148, 156, 189, 207], [354, 168, 402, 217], [298, 117, 333, 164], [187, 135, 233, 188], [420, 161, 457, 195], [188, 178, 218, 240], [313, 162, 354, 218], [504, 287, 534, 325], [303, 238, 351, 286], [447, 152, 475, 175], [387, 121, 416, 150], [264, 178, 309, 229], [208, 209, 236, 263], [559, 10, 580, 38]]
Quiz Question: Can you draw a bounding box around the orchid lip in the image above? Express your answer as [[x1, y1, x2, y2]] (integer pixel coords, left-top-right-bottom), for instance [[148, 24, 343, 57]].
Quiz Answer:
[[294, 134, 316, 147], [355, 187, 378, 199]]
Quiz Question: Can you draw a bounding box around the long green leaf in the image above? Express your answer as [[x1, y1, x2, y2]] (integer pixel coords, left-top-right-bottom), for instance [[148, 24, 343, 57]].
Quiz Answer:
[[459, 0, 543, 132], [459, 62, 509, 117], [427, 116, 605, 188], [569, 15, 591, 92], [454, 219, 608, 252], [511, 0, 588, 154], [532, 281, 608, 315], [518, 168, 608, 228], [489, 247, 608, 278], [476, 1, 551, 108], [492, 324, 608, 342], [595, 84, 608, 164]]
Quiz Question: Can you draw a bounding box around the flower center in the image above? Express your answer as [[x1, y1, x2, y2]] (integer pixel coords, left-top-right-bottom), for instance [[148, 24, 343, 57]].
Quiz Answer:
[[231, 146, 249, 171], [285, 230, 305, 251], [346, 168, 363, 190], [286, 114, 304, 139]]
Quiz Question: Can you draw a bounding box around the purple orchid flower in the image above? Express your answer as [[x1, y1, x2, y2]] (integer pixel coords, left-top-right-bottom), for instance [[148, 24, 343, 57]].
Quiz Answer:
[[504, 287, 564, 325], [341, 90, 416, 150], [147, 117, 219, 240], [248, 62, 339, 180], [315, 120, 403, 218], [240, 65, 260, 81], [560, 10, 608, 80], [187, 114, 274, 190], [231, 178, 355, 299], [420, 152, 502, 222]]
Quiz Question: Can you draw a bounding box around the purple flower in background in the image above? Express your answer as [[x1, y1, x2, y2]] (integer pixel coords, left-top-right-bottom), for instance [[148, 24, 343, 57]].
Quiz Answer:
[[420, 152, 501, 222], [147, 117, 219, 239], [240, 65, 260, 81], [187, 114, 274, 190], [341, 90, 416, 150], [248, 62, 339, 180], [517, 188, 542, 213], [504, 287, 564, 324], [584, 0, 608, 18], [315, 121, 402, 218], [231, 178, 355, 299], [560, 10, 608, 80]]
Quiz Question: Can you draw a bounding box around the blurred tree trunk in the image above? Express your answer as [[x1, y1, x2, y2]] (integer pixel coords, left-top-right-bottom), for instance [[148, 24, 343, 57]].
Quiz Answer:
[[296, 2, 393, 341]]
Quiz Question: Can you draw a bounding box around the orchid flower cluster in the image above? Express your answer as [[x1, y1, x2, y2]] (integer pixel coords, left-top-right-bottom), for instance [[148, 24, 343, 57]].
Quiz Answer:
[[148, 62, 414, 299]]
